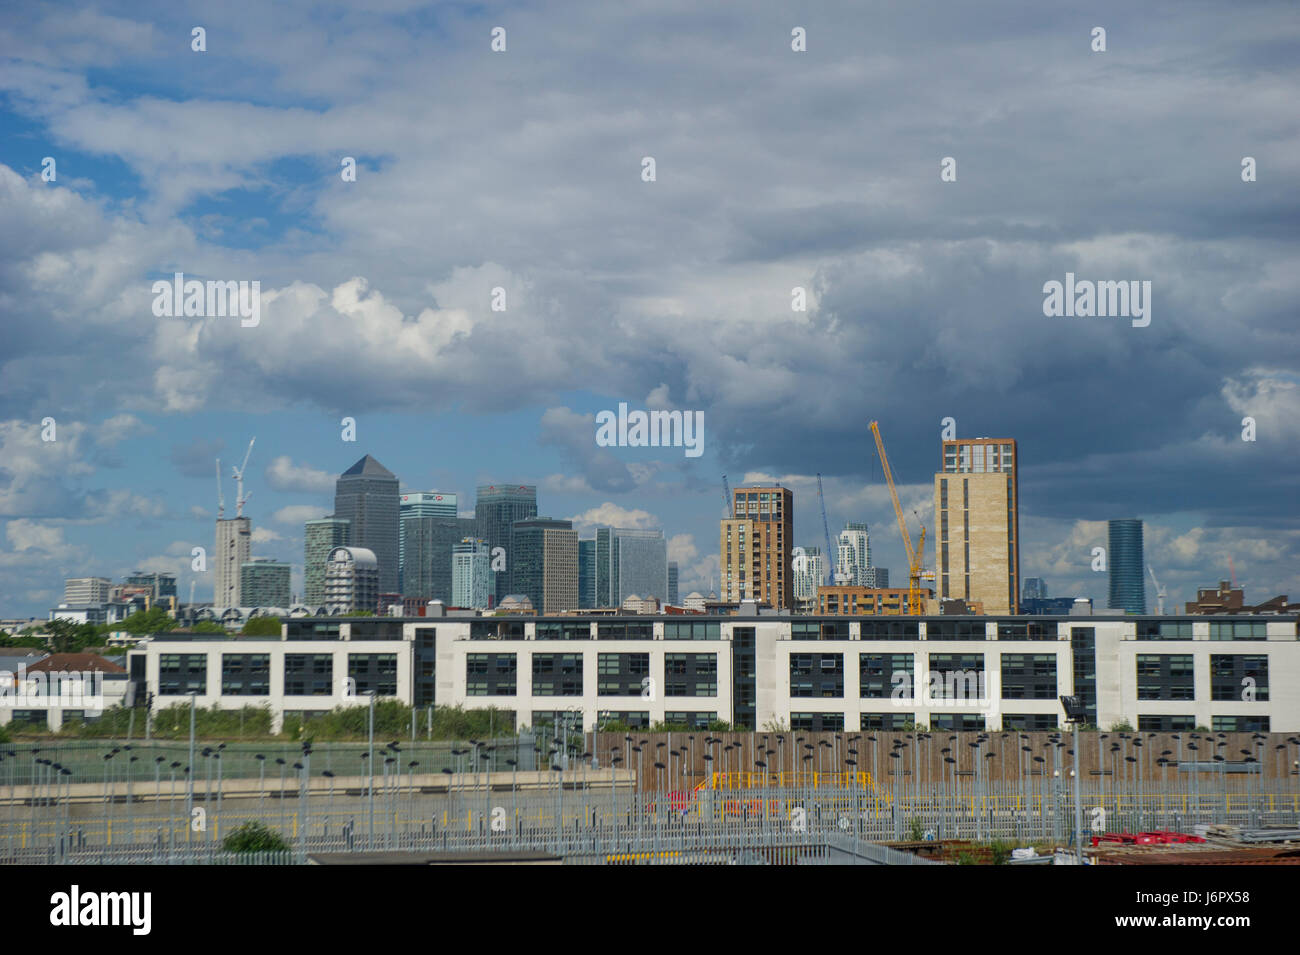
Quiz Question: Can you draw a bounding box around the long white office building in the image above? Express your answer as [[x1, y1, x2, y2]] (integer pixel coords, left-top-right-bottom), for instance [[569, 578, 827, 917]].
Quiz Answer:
[[123, 611, 1300, 734]]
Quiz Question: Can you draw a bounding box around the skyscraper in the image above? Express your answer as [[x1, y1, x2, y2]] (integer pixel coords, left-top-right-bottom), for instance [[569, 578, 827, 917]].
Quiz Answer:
[[334, 455, 400, 595], [933, 438, 1020, 614], [593, 527, 668, 604], [240, 559, 291, 608], [720, 485, 793, 608], [452, 538, 492, 609], [510, 518, 577, 614], [474, 484, 538, 603], [595, 527, 614, 606], [793, 545, 826, 610], [578, 538, 597, 609], [1108, 519, 1146, 614], [214, 516, 250, 607], [667, 561, 679, 606], [1023, 577, 1048, 601], [304, 517, 350, 606], [835, 522, 871, 586], [402, 515, 477, 600], [399, 491, 458, 590]]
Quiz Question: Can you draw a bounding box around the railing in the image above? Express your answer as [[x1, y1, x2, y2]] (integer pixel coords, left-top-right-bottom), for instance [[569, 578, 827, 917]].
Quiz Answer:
[[3, 779, 1296, 865]]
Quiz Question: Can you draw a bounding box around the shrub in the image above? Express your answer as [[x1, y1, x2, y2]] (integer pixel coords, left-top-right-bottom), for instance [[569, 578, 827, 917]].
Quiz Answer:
[[223, 821, 290, 853]]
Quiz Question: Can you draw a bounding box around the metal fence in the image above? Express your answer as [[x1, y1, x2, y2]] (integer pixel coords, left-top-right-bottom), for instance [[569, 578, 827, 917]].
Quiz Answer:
[[4, 774, 1297, 865]]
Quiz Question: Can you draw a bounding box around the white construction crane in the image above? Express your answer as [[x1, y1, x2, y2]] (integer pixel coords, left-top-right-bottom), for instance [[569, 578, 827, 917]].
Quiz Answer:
[[1148, 565, 1166, 615], [232, 438, 256, 517], [215, 457, 225, 519]]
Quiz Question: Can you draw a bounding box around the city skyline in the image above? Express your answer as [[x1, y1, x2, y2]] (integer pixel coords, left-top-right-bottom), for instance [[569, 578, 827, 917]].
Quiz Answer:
[[1, 1, 1296, 620]]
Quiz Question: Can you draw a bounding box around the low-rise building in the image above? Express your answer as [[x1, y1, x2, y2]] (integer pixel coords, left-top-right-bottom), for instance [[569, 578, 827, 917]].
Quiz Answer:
[[117, 611, 1300, 735]]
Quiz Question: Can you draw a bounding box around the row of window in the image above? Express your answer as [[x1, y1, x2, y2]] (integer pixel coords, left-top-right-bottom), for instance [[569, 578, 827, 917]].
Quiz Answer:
[[1135, 654, 1269, 701], [467, 652, 719, 697], [158, 653, 397, 696]]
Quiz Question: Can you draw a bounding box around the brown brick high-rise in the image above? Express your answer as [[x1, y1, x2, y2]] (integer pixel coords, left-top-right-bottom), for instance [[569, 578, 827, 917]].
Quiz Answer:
[[934, 439, 1019, 614], [720, 486, 793, 609]]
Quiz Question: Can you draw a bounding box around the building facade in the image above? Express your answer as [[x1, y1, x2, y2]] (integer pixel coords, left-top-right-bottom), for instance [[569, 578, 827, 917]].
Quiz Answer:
[[214, 517, 251, 608], [793, 546, 827, 612], [1108, 519, 1147, 614], [125, 612, 1300, 735], [64, 577, 110, 605], [399, 491, 458, 590], [401, 515, 477, 601], [720, 485, 793, 609], [125, 572, 177, 599], [1023, 577, 1048, 601], [816, 585, 924, 616], [452, 539, 492, 609], [934, 438, 1019, 615], [578, 539, 597, 609], [475, 484, 538, 604], [323, 546, 380, 614], [668, 561, 679, 606], [240, 559, 291, 608], [304, 517, 350, 606], [334, 455, 400, 596], [836, 522, 871, 586], [613, 529, 668, 604], [510, 518, 578, 614]]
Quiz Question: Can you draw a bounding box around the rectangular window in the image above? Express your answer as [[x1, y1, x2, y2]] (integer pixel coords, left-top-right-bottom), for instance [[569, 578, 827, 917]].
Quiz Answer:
[[859, 620, 919, 640], [926, 621, 986, 641], [1209, 621, 1267, 640], [1210, 654, 1268, 702], [599, 621, 655, 640], [470, 620, 524, 640], [1137, 621, 1194, 640], [789, 653, 843, 698], [159, 653, 207, 695], [1000, 654, 1057, 700], [1135, 654, 1194, 701], [284, 654, 333, 696], [596, 653, 650, 696], [1137, 714, 1195, 732], [1211, 715, 1270, 733], [220, 653, 270, 696], [860, 653, 913, 699], [465, 652, 517, 696], [1001, 714, 1058, 731], [348, 653, 398, 696], [790, 712, 845, 732], [531, 653, 583, 696]]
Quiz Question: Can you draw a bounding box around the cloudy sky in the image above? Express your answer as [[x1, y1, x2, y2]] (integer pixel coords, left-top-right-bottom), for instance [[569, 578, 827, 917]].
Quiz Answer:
[[0, 0, 1297, 618]]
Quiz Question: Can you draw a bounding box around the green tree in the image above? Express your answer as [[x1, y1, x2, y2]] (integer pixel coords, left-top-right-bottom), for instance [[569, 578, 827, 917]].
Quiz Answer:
[[109, 606, 178, 637], [191, 620, 226, 634], [45, 618, 106, 653], [240, 616, 282, 636], [223, 821, 290, 853]]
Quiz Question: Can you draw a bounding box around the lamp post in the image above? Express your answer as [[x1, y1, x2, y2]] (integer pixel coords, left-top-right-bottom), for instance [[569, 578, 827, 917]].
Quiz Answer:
[[366, 691, 375, 849], [1060, 696, 1086, 863]]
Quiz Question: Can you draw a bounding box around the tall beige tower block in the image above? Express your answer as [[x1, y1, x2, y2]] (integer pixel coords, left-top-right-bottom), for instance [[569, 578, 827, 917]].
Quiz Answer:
[[933, 439, 1019, 614], [214, 517, 251, 608]]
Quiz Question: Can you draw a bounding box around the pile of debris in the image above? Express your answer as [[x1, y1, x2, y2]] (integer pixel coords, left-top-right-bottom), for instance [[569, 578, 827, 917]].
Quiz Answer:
[[1091, 825, 1300, 865]]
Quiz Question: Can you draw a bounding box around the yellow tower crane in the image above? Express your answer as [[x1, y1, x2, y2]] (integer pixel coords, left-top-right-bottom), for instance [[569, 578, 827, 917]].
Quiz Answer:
[[869, 421, 929, 615]]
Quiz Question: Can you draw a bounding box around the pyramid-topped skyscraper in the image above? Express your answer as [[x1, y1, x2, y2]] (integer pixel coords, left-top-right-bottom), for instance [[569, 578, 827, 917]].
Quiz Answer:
[[334, 455, 400, 597]]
